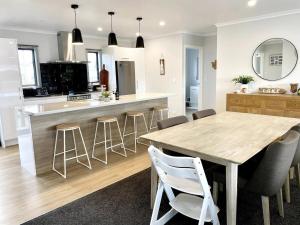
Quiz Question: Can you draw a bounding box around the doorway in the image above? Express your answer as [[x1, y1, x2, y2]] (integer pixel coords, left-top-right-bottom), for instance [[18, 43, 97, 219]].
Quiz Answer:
[[184, 46, 203, 120]]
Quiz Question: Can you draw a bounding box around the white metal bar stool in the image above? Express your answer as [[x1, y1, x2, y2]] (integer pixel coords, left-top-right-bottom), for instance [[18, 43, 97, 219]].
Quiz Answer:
[[149, 106, 169, 131], [92, 116, 126, 164], [123, 111, 149, 153], [52, 123, 92, 179]]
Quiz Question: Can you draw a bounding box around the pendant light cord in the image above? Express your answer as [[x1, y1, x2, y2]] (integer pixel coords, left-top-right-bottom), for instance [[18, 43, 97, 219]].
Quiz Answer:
[[110, 15, 113, 32], [74, 9, 77, 28]]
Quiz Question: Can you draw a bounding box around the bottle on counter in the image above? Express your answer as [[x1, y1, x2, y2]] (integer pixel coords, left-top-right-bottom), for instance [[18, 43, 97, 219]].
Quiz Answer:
[[99, 64, 109, 91], [115, 91, 119, 100]]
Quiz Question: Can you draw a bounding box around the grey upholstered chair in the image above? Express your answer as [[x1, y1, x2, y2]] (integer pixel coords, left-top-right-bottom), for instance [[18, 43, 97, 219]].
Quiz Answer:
[[213, 130, 299, 225], [283, 124, 300, 203], [157, 115, 188, 130], [192, 109, 216, 120], [157, 116, 189, 156]]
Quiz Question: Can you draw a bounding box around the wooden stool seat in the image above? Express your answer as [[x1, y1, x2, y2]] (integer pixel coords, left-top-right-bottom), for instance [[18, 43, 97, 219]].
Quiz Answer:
[[97, 116, 118, 123], [153, 106, 168, 111], [127, 111, 144, 117], [56, 123, 80, 131]]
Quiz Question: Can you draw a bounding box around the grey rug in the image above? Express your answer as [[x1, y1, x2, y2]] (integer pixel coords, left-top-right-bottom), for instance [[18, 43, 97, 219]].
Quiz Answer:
[[22, 169, 300, 225]]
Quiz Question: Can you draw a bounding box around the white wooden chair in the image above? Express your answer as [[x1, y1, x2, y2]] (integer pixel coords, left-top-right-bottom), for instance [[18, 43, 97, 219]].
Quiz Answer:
[[148, 145, 220, 225]]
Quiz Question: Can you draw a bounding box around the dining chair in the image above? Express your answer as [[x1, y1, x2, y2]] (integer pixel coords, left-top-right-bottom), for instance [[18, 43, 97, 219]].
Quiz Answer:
[[192, 109, 216, 120], [212, 130, 299, 225], [148, 145, 220, 225], [157, 115, 189, 130], [283, 124, 300, 203]]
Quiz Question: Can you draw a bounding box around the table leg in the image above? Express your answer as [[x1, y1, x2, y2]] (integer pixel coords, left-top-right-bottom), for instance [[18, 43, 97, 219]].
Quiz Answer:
[[151, 162, 158, 208], [226, 163, 238, 225]]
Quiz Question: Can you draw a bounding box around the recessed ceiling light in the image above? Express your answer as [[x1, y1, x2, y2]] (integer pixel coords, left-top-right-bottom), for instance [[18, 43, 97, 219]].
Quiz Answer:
[[159, 21, 166, 26], [247, 0, 257, 7], [97, 27, 103, 31]]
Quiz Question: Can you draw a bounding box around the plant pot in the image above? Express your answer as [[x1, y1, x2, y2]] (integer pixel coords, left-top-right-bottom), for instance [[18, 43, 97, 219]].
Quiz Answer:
[[240, 84, 248, 93]]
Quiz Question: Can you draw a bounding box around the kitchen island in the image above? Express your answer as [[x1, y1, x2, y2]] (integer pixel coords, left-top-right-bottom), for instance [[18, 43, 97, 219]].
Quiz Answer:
[[16, 93, 169, 176]]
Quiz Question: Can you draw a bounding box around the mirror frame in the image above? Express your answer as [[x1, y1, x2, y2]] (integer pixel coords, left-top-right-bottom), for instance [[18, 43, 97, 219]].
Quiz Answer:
[[252, 38, 298, 81]]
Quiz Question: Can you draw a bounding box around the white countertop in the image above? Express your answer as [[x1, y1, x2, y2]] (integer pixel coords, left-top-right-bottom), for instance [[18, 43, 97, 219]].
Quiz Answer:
[[21, 93, 171, 116]]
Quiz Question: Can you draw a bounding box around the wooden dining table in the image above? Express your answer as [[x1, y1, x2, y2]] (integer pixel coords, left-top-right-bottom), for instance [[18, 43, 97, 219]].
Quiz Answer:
[[141, 111, 300, 225]]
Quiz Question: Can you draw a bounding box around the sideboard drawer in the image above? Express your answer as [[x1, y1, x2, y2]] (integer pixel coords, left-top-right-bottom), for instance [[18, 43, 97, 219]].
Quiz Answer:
[[286, 100, 300, 110], [264, 100, 285, 109]]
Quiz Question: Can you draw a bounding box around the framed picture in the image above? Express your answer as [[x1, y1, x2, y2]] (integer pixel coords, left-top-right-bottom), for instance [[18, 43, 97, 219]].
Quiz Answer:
[[160, 59, 165, 75], [269, 54, 283, 65]]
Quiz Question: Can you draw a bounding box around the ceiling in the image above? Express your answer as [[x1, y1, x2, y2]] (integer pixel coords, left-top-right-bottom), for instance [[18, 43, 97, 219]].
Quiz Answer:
[[0, 0, 300, 39]]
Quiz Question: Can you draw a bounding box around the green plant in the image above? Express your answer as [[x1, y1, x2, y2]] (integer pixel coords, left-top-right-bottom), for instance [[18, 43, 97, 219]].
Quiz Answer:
[[102, 91, 110, 98], [232, 75, 254, 84]]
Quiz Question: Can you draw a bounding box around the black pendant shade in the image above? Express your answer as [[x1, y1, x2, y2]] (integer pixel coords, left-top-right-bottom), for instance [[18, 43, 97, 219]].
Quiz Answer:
[[136, 17, 144, 48], [136, 36, 144, 48], [108, 12, 118, 46], [72, 28, 83, 45], [108, 32, 118, 46], [71, 4, 83, 45]]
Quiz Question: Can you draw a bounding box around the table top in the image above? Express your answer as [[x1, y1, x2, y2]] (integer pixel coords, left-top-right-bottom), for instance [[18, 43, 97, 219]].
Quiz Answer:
[[141, 112, 300, 165]]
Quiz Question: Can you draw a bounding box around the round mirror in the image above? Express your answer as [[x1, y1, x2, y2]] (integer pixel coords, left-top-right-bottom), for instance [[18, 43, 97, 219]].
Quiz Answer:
[[252, 38, 298, 81]]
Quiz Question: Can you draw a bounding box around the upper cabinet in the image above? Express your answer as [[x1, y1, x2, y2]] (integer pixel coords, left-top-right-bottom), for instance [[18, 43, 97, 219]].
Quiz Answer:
[[102, 47, 146, 93]]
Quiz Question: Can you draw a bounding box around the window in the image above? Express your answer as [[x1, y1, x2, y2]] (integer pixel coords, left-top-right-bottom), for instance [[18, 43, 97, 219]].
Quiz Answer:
[[18, 45, 40, 87], [87, 50, 101, 83]]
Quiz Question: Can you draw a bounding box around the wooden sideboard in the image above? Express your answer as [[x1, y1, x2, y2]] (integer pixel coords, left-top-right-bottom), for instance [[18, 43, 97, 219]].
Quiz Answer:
[[227, 93, 300, 118]]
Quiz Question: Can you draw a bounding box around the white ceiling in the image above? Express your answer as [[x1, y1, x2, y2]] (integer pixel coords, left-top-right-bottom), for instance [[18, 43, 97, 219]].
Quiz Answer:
[[0, 0, 300, 39]]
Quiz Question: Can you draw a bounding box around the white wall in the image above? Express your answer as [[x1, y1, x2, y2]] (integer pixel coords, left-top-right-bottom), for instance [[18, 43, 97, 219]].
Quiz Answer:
[[0, 29, 132, 63], [145, 33, 217, 116], [216, 13, 300, 112], [145, 34, 184, 116], [203, 35, 217, 109]]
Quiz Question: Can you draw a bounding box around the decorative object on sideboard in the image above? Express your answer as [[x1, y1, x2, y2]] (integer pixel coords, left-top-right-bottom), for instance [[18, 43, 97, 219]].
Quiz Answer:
[[290, 83, 298, 94], [108, 11, 118, 46], [136, 17, 144, 48], [71, 4, 83, 45], [160, 58, 165, 75], [100, 64, 109, 91], [252, 38, 298, 81], [258, 87, 286, 94], [211, 59, 217, 70], [232, 75, 254, 93]]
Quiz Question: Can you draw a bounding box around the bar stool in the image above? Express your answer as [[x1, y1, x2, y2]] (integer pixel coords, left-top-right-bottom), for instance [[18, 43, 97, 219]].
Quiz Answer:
[[52, 123, 92, 179], [92, 116, 126, 164], [149, 106, 169, 131], [123, 111, 149, 153]]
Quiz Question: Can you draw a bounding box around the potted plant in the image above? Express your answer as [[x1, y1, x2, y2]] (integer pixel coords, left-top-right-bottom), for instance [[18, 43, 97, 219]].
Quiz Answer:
[[232, 75, 254, 93], [102, 91, 111, 102]]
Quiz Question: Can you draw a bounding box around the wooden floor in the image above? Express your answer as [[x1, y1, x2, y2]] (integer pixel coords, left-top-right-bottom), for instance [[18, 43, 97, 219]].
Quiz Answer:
[[0, 144, 150, 225]]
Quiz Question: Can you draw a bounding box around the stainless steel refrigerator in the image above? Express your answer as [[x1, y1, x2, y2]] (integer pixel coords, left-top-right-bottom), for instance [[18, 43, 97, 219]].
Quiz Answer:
[[115, 61, 136, 95]]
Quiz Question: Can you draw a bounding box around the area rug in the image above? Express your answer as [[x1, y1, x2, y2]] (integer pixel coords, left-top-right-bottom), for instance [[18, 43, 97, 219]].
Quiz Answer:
[[23, 169, 300, 225]]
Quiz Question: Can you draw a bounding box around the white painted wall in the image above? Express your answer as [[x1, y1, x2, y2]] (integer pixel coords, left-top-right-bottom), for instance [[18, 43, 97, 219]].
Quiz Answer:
[[203, 35, 217, 109], [145, 33, 217, 116], [145, 34, 184, 116], [0, 29, 132, 63], [216, 13, 300, 112]]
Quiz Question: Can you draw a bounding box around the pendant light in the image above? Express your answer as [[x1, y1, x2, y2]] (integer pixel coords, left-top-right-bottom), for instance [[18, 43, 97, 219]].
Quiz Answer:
[[108, 11, 118, 46], [136, 17, 144, 48], [71, 4, 83, 45]]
